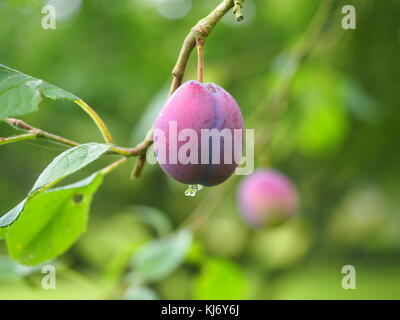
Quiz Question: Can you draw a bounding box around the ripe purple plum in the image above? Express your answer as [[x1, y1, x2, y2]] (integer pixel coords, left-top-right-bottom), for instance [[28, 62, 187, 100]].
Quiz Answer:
[[238, 169, 298, 227], [154, 80, 244, 187]]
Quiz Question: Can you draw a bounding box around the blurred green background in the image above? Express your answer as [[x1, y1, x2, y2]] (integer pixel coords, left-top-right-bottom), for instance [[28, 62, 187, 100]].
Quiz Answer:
[[1, 0, 400, 299]]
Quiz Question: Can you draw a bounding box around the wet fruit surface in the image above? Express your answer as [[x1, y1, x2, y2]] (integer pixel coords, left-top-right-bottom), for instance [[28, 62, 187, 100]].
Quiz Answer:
[[154, 80, 244, 186]]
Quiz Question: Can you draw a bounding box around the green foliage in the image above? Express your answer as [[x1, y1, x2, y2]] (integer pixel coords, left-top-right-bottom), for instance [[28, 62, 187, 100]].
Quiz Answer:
[[131, 229, 192, 282], [130, 86, 168, 145], [194, 258, 248, 300], [132, 205, 173, 236], [1, 0, 400, 300], [123, 286, 159, 300], [6, 173, 103, 265], [31, 143, 109, 193], [0, 64, 78, 120], [0, 256, 37, 281], [292, 66, 349, 156], [274, 265, 400, 300], [0, 200, 26, 234], [251, 220, 311, 270], [0, 143, 109, 236]]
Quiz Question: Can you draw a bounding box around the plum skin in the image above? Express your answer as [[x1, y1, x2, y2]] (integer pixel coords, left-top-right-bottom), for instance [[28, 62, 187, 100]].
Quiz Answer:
[[154, 80, 244, 186], [238, 169, 298, 227]]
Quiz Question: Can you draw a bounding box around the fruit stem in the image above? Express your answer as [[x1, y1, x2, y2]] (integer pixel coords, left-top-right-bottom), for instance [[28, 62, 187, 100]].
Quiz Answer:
[[169, 0, 237, 96], [196, 38, 205, 83]]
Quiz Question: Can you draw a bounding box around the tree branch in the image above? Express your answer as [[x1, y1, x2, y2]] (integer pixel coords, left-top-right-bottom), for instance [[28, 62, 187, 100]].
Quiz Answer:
[[131, 155, 146, 179], [1, 117, 153, 159], [0, 133, 37, 146], [129, 128, 154, 177], [233, 0, 245, 22], [169, 0, 236, 96], [3, 118, 80, 148]]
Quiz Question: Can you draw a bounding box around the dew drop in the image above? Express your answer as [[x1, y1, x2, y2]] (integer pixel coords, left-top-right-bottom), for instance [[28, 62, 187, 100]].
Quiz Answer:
[[193, 184, 203, 192], [184, 184, 203, 197]]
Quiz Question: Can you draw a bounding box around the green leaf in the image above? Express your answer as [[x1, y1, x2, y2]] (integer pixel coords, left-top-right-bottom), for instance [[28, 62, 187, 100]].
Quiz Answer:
[[31, 143, 110, 193], [0, 64, 79, 119], [0, 143, 109, 234], [6, 173, 103, 266], [131, 229, 192, 282], [0, 200, 27, 239], [122, 286, 159, 300], [0, 200, 26, 228], [132, 205, 172, 236], [194, 258, 248, 300]]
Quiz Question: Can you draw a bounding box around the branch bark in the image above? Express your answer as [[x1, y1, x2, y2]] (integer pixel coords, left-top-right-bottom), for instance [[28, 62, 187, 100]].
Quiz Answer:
[[3, 118, 80, 148], [1, 117, 153, 158], [0, 133, 37, 146], [169, 0, 235, 96]]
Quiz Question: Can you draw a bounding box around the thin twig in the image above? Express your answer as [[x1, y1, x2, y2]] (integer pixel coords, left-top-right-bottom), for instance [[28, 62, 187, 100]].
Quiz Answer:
[[233, 0, 245, 22], [0, 133, 37, 146], [251, 0, 335, 151], [2, 117, 153, 159], [169, 0, 236, 96], [130, 128, 154, 177], [4, 118, 79, 147], [131, 155, 146, 179]]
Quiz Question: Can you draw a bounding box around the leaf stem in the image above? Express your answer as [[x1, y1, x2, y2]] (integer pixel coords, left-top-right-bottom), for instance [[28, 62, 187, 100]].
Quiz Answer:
[[74, 99, 113, 144]]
